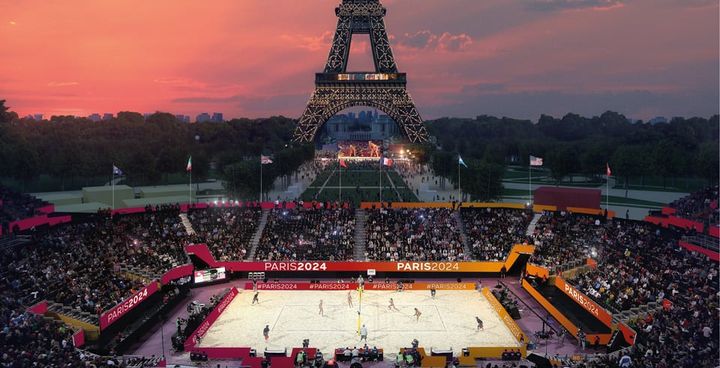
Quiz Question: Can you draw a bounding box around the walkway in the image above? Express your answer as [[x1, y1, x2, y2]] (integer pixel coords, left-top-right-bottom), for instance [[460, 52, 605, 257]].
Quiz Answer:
[[247, 209, 269, 260]]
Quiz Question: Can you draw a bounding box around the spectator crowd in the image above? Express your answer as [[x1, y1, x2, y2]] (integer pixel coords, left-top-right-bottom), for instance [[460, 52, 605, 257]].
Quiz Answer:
[[0, 185, 49, 230], [366, 208, 467, 261], [188, 207, 262, 261], [669, 185, 719, 226], [0, 186, 718, 367], [255, 206, 356, 261], [1, 205, 188, 316], [462, 208, 533, 260]]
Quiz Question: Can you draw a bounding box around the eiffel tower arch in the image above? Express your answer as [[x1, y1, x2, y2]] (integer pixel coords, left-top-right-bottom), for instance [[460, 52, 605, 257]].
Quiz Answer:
[[293, 0, 430, 143]]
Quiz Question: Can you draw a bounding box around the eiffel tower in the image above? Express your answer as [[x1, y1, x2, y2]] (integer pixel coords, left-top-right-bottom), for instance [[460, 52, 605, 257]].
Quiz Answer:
[[292, 0, 430, 143]]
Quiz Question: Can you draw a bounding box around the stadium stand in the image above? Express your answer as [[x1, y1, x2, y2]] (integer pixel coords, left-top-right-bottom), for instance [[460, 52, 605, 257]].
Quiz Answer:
[[669, 185, 719, 226], [187, 207, 262, 261], [1, 205, 188, 316], [0, 185, 49, 224], [365, 208, 467, 261], [529, 212, 608, 272], [461, 208, 533, 260], [255, 206, 355, 261]]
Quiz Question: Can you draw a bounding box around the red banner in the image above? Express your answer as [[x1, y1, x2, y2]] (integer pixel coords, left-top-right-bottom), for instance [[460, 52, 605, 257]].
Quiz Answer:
[[618, 322, 636, 345], [27, 300, 48, 315], [160, 264, 194, 285], [710, 226, 719, 239], [100, 281, 159, 330], [72, 329, 85, 348], [554, 277, 613, 327], [184, 287, 239, 351], [185, 243, 533, 273], [243, 282, 476, 291], [678, 240, 720, 262]]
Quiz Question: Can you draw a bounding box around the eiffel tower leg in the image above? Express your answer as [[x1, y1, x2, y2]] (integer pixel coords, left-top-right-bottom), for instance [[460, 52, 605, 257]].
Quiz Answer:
[[293, 90, 333, 143], [387, 89, 430, 143]]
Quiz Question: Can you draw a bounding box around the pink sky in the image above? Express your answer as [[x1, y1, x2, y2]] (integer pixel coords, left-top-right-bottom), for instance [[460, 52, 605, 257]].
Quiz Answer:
[[0, 0, 717, 120]]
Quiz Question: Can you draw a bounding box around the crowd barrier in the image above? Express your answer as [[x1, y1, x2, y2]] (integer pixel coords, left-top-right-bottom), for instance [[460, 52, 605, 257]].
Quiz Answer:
[[525, 263, 550, 279], [554, 277, 613, 327], [711, 226, 720, 239], [482, 287, 526, 354], [645, 214, 704, 233], [243, 281, 477, 291], [100, 281, 160, 330], [73, 329, 86, 348], [27, 300, 48, 315], [184, 287, 240, 352], [678, 240, 720, 262], [185, 243, 535, 273], [521, 279, 612, 345], [160, 264, 194, 284], [7, 213, 71, 234]]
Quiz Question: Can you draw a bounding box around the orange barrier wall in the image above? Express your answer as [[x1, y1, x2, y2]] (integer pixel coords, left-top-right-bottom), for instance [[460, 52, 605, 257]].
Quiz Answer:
[[186, 243, 533, 273], [461, 202, 525, 209], [533, 204, 557, 213], [503, 244, 535, 271], [525, 263, 550, 279], [360, 202, 454, 209], [358, 202, 608, 217], [554, 277, 613, 328], [567, 207, 615, 218], [482, 287, 526, 345], [521, 279, 611, 345]]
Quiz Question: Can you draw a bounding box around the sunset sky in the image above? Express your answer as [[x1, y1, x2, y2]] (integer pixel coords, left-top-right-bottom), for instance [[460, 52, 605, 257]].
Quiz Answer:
[[0, 0, 717, 121]]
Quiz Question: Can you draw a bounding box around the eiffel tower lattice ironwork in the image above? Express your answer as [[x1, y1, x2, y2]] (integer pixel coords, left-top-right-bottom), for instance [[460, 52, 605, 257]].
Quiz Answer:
[[292, 0, 430, 143]]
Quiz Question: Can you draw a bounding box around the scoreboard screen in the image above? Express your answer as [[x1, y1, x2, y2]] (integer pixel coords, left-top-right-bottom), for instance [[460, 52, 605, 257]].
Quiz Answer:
[[194, 267, 226, 284]]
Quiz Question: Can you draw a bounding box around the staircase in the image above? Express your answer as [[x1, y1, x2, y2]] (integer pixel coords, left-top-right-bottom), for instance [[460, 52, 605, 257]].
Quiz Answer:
[[613, 301, 661, 325], [353, 209, 368, 260], [179, 213, 196, 236], [453, 210, 472, 258], [0, 234, 32, 249], [525, 213, 543, 237], [247, 209, 270, 260]]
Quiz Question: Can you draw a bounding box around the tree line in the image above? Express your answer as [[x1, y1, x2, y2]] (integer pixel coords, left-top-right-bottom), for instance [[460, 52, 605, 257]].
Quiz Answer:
[[0, 100, 313, 196], [425, 111, 719, 196]]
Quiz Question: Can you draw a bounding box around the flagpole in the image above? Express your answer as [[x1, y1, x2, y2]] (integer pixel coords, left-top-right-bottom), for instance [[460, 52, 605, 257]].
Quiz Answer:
[[529, 164, 532, 205], [260, 156, 263, 203], [606, 173, 610, 211], [189, 165, 192, 205], [458, 157, 461, 202], [339, 160, 342, 203]]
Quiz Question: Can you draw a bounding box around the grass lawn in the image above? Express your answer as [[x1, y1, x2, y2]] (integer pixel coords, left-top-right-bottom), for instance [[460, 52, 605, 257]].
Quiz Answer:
[[301, 166, 417, 205]]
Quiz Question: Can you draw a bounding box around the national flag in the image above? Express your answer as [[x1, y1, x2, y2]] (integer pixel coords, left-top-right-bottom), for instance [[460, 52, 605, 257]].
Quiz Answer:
[[261, 155, 273, 165], [606, 163, 612, 176], [382, 157, 394, 167], [530, 155, 543, 166], [458, 155, 468, 168], [339, 159, 348, 168], [112, 165, 123, 176], [186, 156, 192, 172]]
